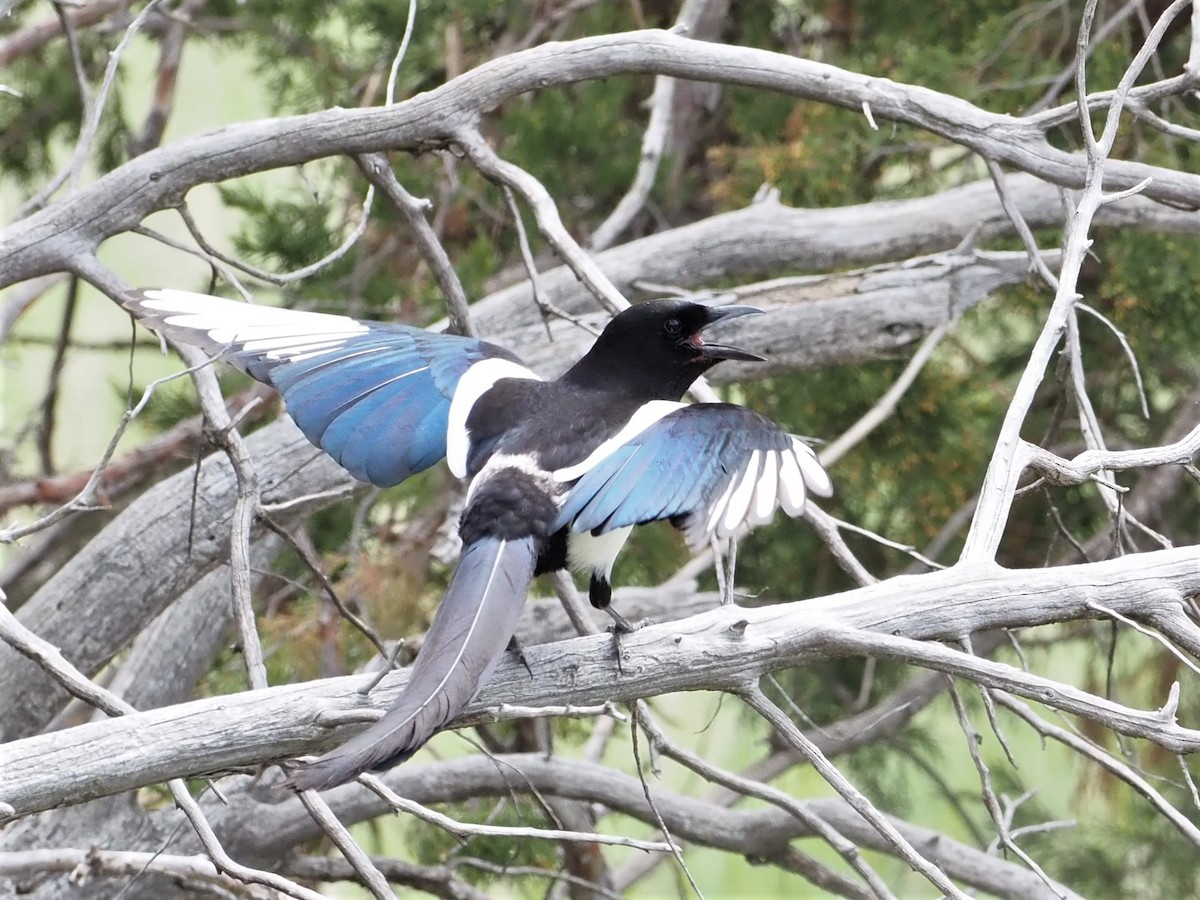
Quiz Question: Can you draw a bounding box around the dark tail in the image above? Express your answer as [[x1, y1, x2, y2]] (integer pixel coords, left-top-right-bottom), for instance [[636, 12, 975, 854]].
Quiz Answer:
[[288, 535, 537, 790]]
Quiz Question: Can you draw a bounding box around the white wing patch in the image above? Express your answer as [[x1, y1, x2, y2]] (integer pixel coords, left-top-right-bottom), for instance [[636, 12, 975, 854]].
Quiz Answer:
[[446, 359, 541, 479], [700, 439, 831, 544], [721, 450, 761, 534], [777, 448, 807, 515], [136, 289, 369, 359], [552, 400, 687, 483], [794, 439, 833, 498], [750, 451, 778, 524]]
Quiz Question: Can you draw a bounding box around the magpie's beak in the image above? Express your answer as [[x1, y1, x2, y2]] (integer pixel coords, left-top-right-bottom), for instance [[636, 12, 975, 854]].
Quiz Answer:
[[691, 305, 766, 362]]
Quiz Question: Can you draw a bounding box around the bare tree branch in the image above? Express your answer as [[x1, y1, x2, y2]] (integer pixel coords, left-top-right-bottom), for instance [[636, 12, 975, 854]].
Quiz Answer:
[[5, 29, 1200, 290], [5, 547, 1200, 820]]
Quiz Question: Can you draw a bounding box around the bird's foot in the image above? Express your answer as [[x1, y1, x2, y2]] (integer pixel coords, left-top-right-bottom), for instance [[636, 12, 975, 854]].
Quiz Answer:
[[507, 635, 534, 679], [604, 606, 652, 635], [604, 607, 654, 675]]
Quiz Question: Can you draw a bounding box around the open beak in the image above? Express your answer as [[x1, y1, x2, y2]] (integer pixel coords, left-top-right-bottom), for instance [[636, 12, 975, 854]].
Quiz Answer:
[[692, 305, 766, 362]]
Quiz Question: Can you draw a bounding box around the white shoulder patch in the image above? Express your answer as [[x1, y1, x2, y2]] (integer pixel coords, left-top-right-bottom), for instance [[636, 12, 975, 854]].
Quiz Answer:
[[552, 400, 687, 483], [446, 359, 541, 479]]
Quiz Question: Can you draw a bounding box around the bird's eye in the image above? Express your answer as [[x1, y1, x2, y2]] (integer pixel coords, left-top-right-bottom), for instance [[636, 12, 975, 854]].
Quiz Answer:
[[664, 317, 682, 336]]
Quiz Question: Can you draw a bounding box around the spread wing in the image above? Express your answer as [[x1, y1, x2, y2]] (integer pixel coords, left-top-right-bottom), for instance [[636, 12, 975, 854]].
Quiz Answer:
[[124, 289, 530, 487], [552, 403, 832, 549]]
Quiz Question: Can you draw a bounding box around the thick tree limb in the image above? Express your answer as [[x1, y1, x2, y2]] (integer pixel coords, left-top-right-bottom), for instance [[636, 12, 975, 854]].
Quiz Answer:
[[484, 249, 1055, 378], [4, 547, 1200, 820], [4, 30, 1199, 290], [199, 756, 1078, 900], [467, 172, 1197, 336]]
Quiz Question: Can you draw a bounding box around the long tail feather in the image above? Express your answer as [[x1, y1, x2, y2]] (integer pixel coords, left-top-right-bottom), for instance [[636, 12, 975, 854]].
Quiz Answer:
[[289, 536, 537, 790]]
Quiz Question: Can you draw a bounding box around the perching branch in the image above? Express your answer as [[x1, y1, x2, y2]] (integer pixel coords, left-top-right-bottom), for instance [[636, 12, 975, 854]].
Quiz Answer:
[[5, 546, 1200, 820]]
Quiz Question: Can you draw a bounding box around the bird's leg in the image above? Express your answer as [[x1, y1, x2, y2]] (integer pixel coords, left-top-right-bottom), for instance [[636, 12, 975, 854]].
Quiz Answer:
[[722, 537, 738, 605], [604, 605, 639, 634], [587, 574, 651, 674], [711, 536, 738, 605], [591, 573, 652, 633], [506, 634, 534, 679]]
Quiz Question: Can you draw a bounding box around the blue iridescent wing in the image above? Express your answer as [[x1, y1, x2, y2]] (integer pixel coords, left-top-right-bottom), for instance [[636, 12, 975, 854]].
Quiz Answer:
[[553, 404, 832, 549], [125, 289, 528, 487]]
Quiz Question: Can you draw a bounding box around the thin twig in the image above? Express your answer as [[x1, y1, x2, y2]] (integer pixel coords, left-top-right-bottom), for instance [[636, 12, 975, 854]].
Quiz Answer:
[[257, 512, 389, 659], [741, 685, 969, 900], [64, 0, 164, 196], [35, 276, 78, 476], [984, 159, 1059, 289], [500, 184, 597, 338], [0, 274, 68, 343], [455, 127, 626, 315], [296, 791, 394, 900], [800, 505, 876, 586], [551, 570, 602, 637], [635, 700, 896, 899], [129, 0, 200, 155], [288, 853, 488, 900], [1087, 600, 1200, 677], [960, 634, 1020, 769], [355, 153, 474, 337], [131, 224, 254, 300], [176, 345, 267, 692], [0, 847, 274, 899], [628, 705, 703, 898], [176, 187, 375, 287], [946, 680, 1066, 898], [588, 0, 719, 251], [0, 339, 226, 543], [385, 0, 418, 105], [821, 323, 950, 467], [358, 774, 674, 852], [1076, 301, 1149, 419], [998, 693, 1200, 848], [824, 512, 946, 572]]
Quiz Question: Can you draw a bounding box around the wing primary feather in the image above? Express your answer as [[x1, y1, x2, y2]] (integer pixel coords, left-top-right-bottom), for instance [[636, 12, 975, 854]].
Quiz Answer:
[[288, 536, 536, 790], [720, 450, 762, 537], [672, 430, 731, 517], [777, 449, 808, 515], [705, 470, 740, 537], [750, 451, 779, 525], [794, 439, 834, 497]]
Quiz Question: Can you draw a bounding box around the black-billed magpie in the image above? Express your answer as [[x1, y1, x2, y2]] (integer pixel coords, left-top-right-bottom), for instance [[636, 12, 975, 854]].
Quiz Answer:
[[122, 289, 832, 790]]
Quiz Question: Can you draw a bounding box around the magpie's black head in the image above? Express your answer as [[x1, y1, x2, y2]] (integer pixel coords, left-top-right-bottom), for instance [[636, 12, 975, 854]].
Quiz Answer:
[[563, 299, 765, 400]]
